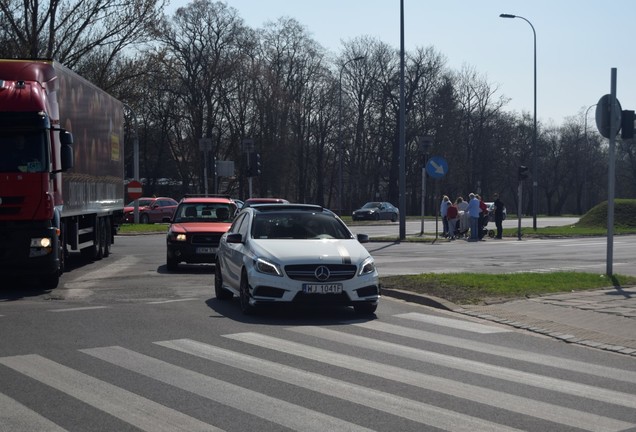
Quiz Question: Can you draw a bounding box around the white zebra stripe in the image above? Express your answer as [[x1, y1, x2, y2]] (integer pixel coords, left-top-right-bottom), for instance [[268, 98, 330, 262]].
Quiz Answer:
[[395, 312, 511, 333], [354, 320, 636, 384], [81, 346, 375, 432], [0, 354, 221, 432], [290, 325, 636, 409], [156, 338, 522, 432], [225, 332, 633, 432]]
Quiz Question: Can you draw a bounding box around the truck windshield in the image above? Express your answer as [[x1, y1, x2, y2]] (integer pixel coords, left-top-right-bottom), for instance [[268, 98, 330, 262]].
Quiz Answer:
[[0, 131, 48, 173]]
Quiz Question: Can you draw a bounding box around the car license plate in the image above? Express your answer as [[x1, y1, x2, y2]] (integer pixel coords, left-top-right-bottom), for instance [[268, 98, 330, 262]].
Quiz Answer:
[[303, 284, 343, 294], [196, 247, 216, 254]]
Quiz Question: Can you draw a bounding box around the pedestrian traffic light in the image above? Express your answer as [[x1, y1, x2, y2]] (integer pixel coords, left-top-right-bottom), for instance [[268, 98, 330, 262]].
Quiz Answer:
[[518, 165, 529, 181], [621, 110, 635, 139]]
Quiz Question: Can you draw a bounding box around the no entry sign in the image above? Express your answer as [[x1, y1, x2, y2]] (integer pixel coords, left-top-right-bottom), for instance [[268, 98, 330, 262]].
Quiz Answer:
[[126, 180, 143, 200]]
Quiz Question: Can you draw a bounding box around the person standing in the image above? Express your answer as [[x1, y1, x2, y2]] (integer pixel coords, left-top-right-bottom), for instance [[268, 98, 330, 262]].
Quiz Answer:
[[493, 193, 505, 239], [467, 193, 481, 241], [477, 194, 488, 240], [440, 195, 450, 237], [446, 200, 459, 240]]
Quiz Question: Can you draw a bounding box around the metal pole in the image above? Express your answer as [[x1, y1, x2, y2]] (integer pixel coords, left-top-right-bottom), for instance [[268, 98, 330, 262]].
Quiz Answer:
[[517, 181, 522, 240], [420, 166, 426, 235], [124, 104, 140, 224], [398, 0, 406, 240], [607, 68, 617, 276], [499, 14, 537, 229]]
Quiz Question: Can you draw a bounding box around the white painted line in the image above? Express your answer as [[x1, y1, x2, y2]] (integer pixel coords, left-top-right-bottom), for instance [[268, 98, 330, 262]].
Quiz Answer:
[[396, 312, 511, 333], [290, 326, 636, 410], [81, 346, 375, 432], [156, 338, 520, 432], [147, 298, 198, 304], [226, 332, 632, 432], [49, 306, 109, 313], [354, 320, 636, 384], [0, 354, 220, 432]]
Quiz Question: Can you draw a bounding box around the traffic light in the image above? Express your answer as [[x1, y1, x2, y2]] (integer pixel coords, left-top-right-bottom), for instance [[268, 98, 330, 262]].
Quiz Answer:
[[247, 152, 261, 177], [518, 165, 529, 181], [621, 110, 635, 139]]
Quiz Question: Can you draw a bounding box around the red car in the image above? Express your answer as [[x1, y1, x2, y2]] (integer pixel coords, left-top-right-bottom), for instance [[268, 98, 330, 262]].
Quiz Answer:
[[166, 196, 237, 270], [123, 197, 178, 224]]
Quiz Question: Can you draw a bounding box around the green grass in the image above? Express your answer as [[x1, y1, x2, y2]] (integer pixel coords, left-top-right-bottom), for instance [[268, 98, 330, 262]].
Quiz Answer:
[[118, 223, 168, 234], [381, 272, 636, 305], [379, 200, 636, 303]]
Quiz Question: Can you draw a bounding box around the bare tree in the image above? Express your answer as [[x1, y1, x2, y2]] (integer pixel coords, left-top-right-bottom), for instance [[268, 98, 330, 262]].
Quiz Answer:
[[0, 0, 164, 84]]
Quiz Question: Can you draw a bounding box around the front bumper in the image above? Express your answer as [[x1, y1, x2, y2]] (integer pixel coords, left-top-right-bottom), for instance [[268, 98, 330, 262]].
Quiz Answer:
[[246, 267, 380, 307]]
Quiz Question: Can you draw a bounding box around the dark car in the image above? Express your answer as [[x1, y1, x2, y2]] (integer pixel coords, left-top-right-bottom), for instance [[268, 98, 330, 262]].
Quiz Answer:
[[214, 204, 379, 315], [166, 196, 237, 270], [352, 202, 399, 222], [123, 197, 178, 224]]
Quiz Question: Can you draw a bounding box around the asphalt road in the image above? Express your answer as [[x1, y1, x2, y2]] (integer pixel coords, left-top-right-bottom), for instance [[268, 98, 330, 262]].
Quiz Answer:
[[1, 232, 635, 431]]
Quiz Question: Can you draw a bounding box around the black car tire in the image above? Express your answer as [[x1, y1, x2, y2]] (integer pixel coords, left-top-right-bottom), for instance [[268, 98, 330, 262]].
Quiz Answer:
[[374, 213, 380, 221], [391, 213, 397, 222], [166, 252, 178, 271], [140, 213, 150, 224], [354, 302, 377, 315], [214, 261, 233, 300], [239, 270, 255, 315]]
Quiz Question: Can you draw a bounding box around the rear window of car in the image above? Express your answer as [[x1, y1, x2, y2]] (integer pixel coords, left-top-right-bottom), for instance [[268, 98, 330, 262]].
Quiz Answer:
[[174, 203, 235, 222], [251, 212, 351, 240]]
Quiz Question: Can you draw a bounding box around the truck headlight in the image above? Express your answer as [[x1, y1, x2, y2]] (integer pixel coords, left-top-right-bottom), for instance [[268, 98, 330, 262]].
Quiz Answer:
[[30, 237, 52, 257]]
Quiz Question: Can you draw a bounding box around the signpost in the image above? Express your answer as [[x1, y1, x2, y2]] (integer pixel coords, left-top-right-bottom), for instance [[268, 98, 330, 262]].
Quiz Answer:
[[126, 180, 143, 224], [126, 180, 143, 200], [425, 156, 448, 240]]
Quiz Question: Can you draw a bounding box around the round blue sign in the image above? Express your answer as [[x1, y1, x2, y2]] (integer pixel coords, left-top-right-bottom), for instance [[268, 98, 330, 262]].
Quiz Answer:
[[426, 156, 448, 179]]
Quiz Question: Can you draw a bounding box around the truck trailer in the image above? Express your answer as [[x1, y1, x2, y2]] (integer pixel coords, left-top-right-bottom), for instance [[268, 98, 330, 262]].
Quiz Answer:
[[0, 59, 125, 288]]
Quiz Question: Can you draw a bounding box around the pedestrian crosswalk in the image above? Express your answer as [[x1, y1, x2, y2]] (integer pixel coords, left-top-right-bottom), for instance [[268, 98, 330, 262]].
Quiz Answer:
[[1, 312, 634, 432]]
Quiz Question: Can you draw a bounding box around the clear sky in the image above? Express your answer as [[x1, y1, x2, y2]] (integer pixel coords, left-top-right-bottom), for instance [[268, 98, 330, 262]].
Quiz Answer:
[[167, 0, 636, 126]]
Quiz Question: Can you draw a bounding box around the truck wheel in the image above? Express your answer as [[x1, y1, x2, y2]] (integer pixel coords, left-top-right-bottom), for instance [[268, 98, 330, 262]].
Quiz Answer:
[[95, 218, 105, 260], [102, 219, 111, 258]]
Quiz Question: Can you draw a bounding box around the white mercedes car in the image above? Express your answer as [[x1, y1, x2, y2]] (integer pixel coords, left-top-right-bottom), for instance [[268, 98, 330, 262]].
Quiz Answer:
[[214, 204, 380, 315]]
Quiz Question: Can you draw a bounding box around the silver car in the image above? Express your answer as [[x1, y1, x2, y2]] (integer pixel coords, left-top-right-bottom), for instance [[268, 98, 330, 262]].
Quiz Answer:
[[214, 204, 380, 315]]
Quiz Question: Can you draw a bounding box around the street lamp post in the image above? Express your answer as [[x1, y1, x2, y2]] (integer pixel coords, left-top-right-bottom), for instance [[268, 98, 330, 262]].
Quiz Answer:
[[500, 13, 537, 230], [338, 55, 365, 215]]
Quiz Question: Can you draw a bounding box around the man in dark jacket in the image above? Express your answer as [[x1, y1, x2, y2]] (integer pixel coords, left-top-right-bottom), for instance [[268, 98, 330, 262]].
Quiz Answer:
[[493, 193, 505, 239]]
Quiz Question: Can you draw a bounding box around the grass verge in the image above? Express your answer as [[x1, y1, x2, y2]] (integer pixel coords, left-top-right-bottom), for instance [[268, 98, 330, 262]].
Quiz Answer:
[[380, 272, 636, 305]]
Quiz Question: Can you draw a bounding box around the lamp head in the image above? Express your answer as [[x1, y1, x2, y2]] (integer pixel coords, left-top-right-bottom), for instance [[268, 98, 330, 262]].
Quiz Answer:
[[499, 13, 516, 18]]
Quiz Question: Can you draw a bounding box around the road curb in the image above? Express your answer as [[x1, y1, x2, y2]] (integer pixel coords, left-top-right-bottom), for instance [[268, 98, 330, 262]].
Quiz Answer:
[[382, 287, 457, 311]]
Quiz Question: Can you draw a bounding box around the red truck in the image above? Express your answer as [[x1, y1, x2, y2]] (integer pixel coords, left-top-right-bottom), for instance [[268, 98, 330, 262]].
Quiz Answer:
[[0, 59, 125, 288]]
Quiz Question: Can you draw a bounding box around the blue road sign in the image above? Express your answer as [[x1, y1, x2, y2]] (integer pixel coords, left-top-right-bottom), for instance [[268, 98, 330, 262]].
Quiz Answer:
[[426, 156, 448, 179]]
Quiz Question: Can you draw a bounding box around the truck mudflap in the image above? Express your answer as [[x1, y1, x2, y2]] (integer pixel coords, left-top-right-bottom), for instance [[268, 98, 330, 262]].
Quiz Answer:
[[0, 222, 60, 283]]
